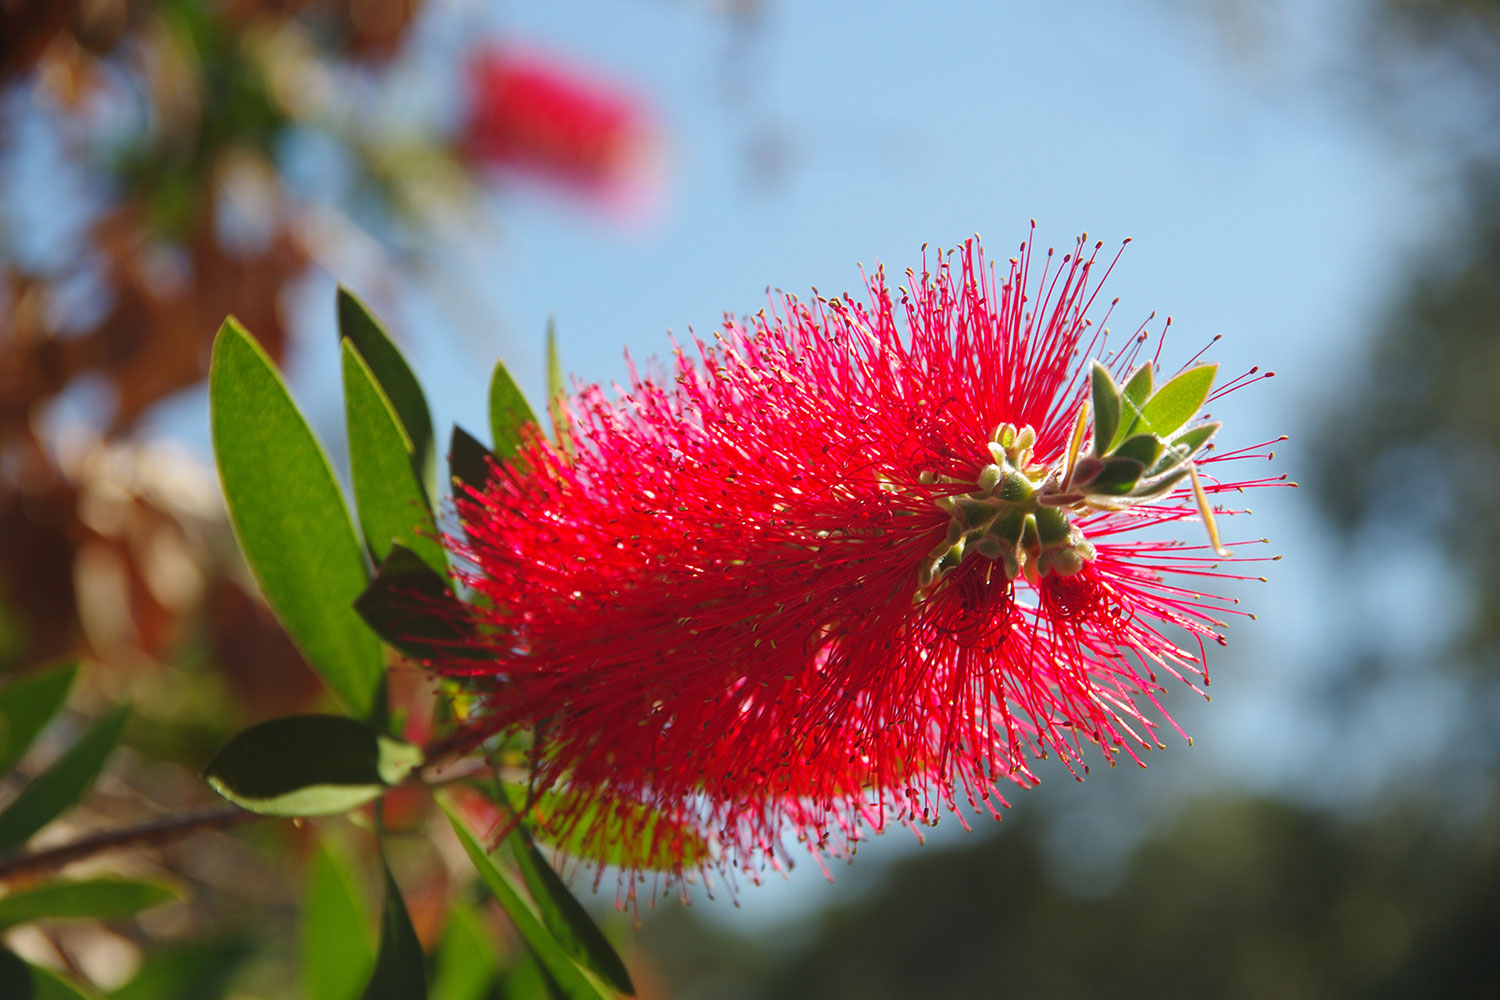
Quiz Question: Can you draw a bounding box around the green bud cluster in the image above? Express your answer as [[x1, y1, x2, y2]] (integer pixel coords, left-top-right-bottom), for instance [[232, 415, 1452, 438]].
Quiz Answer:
[[918, 360, 1221, 591]]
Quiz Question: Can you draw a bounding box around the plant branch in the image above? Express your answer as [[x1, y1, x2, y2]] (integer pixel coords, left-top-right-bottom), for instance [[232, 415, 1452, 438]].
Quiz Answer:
[[0, 806, 259, 883]]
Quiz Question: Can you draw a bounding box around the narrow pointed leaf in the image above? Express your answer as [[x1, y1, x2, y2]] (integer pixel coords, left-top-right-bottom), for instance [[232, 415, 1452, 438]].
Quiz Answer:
[[509, 827, 634, 995], [437, 794, 609, 1000], [449, 426, 496, 499], [360, 858, 427, 1000], [1128, 467, 1192, 500], [430, 901, 498, 1000], [1086, 457, 1147, 496], [0, 707, 127, 853], [1145, 421, 1220, 479], [0, 660, 77, 776], [343, 340, 446, 576], [489, 359, 538, 464], [204, 715, 422, 817], [1110, 364, 1155, 449], [546, 322, 572, 458], [1137, 363, 1218, 440], [338, 288, 436, 490], [0, 878, 180, 930], [303, 838, 376, 1000], [1111, 433, 1163, 469], [1089, 361, 1120, 457], [210, 319, 382, 718], [355, 545, 485, 662]]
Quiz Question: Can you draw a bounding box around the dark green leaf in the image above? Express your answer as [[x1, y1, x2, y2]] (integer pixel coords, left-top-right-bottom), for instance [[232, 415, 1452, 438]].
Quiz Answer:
[[204, 715, 422, 817], [1127, 467, 1192, 500], [338, 288, 436, 491], [0, 660, 77, 776], [111, 940, 252, 1000], [303, 838, 375, 1000], [355, 545, 484, 663], [343, 340, 446, 576], [1089, 361, 1120, 457], [0, 878, 179, 930], [509, 827, 634, 995], [0, 707, 127, 854], [449, 426, 496, 500], [437, 794, 608, 1000], [1086, 457, 1147, 496], [210, 319, 383, 718], [546, 322, 572, 458], [360, 858, 427, 1000], [1111, 364, 1155, 450], [430, 901, 497, 1000], [489, 359, 538, 465], [0, 950, 105, 1000], [1144, 421, 1220, 479], [1111, 433, 1163, 469], [1137, 363, 1218, 440]]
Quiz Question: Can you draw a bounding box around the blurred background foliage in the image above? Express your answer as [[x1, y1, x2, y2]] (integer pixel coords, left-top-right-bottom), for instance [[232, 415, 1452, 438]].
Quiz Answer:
[[2, 0, 1500, 996]]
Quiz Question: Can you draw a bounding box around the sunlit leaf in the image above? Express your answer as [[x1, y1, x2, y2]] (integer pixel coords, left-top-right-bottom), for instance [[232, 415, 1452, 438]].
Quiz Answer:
[[0, 660, 77, 776], [0, 707, 127, 854], [210, 319, 383, 718], [546, 321, 572, 458], [360, 857, 427, 1000], [343, 340, 445, 575], [489, 358, 538, 464], [437, 793, 609, 1000], [520, 788, 710, 874], [0, 878, 179, 930], [1089, 361, 1120, 457], [204, 716, 422, 817], [1111, 363, 1156, 450], [303, 837, 375, 1000], [1137, 363, 1218, 440], [1144, 421, 1220, 479], [338, 288, 436, 490]]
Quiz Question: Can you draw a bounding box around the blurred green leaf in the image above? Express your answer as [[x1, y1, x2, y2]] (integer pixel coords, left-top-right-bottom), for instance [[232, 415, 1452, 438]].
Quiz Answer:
[[0, 949, 105, 1000], [110, 941, 252, 1000], [546, 322, 572, 459], [355, 546, 483, 663], [437, 794, 609, 1000], [1089, 361, 1120, 456], [360, 858, 427, 1000], [210, 319, 383, 719], [430, 900, 498, 1000], [489, 359, 538, 465], [204, 715, 422, 817], [0, 878, 179, 930], [0, 660, 77, 776], [509, 828, 634, 995], [343, 340, 446, 575], [1137, 363, 1218, 440], [0, 707, 128, 854], [449, 427, 496, 500], [338, 288, 436, 490], [522, 789, 709, 873], [303, 838, 376, 1000]]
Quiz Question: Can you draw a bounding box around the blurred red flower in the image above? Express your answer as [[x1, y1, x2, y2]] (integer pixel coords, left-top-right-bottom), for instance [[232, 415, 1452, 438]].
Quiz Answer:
[[463, 46, 660, 207], [441, 233, 1283, 892]]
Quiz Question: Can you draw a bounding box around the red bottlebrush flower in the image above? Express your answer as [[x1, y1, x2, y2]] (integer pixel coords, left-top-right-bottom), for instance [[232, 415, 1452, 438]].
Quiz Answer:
[[441, 232, 1285, 894], [462, 46, 660, 205]]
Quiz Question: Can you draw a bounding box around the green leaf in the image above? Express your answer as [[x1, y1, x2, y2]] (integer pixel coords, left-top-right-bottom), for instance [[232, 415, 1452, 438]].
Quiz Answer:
[[342, 340, 446, 576], [1136, 363, 1218, 440], [338, 288, 436, 491], [546, 321, 572, 459], [0, 660, 77, 776], [509, 827, 634, 995], [1110, 364, 1156, 450], [430, 901, 498, 1000], [437, 794, 609, 1000], [111, 940, 252, 1000], [210, 319, 383, 718], [303, 838, 375, 1000], [204, 715, 422, 817], [448, 426, 495, 500], [523, 789, 710, 874], [1085, 457, 1147, 496], [360, 858, 427, 1000], [489, 359, 538, 465], [0, 950, 106, 1000], [0, 878, 179, 931], [355, 545, 485, 663], [0, 707, 127, 854], [1111, 433, 1163, 470], [1144, 421, 1220, 479], [1089, 361, 1120, 457]]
